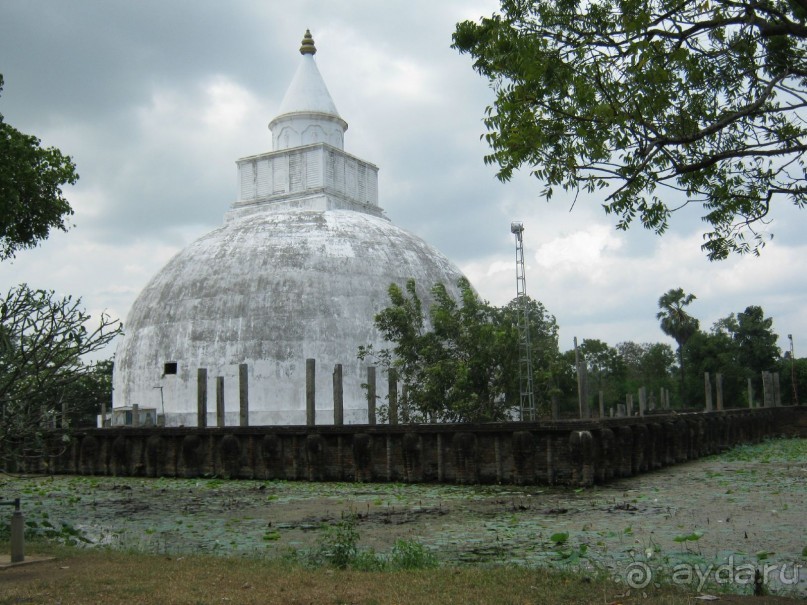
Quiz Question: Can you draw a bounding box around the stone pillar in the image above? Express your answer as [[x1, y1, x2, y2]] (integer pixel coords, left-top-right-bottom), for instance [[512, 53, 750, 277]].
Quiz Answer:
[[132, 403, 140, 428], [762, 371, 773, 407], [715, 373, 723, 411], [704, 372, 713, 411], [101, 400, 108, 428], [306, 358, 316, 427], [10, 506, 24, 563], [747, 378, 754, 408], [197, 368, 208, 428], [598, 391, 605, 418], [239, 363, 249, 427], [626, 394, 633, 416], [401, 384, 409, 423], [333, 364, 344, 426], [216, 376, 225, 428], [774, 372, 781, 407], [388, 369, 398, 425], [574, 337, 585, 418], [639, 387, 646, 417], [367, 366, 376, 425], [580, 365, 590, 419], [617, 403, 626, 417]]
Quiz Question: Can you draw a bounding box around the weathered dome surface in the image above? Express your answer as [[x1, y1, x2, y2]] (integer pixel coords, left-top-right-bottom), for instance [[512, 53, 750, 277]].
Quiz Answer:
[[113, 209, 466, 425]]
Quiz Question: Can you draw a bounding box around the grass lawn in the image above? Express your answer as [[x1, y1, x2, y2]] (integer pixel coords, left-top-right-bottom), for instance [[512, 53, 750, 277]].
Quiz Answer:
[[0, 545, 801, 604]]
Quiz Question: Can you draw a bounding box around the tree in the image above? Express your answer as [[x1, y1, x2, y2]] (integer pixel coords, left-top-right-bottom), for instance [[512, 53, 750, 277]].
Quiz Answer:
[[0, 284, 122, 468], [733, 305, 780, 375], [712, 304, 780, 394], [0, 74, 78, 260], [360, 278, 561, 422], [360, 278, 509, 422], [683, 305, 779, 407], [657, 288, 699, 397], [500, 296, 563, 409], [453, 1, 807, 260], [569, 338, 626, 406], [34, 359, 114, 428], [616, 340, 676, 403], [683, 329, 746, 406], [779, 353, 807, 405]]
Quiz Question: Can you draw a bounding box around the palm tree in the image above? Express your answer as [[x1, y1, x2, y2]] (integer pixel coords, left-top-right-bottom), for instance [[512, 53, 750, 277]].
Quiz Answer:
[[657, 288, 699, 403]]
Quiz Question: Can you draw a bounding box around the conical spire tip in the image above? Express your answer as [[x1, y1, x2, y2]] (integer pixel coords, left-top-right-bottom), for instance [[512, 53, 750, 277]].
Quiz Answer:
[[300, 29, 316, 55]]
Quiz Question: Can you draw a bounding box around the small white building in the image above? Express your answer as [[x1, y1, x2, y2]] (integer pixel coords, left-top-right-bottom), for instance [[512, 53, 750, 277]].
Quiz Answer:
[[112, 31, 468, 426]]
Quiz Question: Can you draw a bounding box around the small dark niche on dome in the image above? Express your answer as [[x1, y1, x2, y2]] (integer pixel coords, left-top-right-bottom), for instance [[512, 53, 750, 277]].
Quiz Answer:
[[163, 362, 178, 376]]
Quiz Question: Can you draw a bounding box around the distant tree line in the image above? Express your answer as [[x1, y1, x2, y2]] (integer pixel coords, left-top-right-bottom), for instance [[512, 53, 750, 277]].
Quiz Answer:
[[364, 281, 801, 422]]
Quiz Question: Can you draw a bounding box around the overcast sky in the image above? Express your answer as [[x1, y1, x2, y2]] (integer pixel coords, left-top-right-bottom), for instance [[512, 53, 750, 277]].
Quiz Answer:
[[2, 0, 805, 360]]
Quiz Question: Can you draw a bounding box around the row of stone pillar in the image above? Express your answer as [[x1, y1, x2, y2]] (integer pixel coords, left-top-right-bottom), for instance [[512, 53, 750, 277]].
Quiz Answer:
[[306, 362, 398, 427], [192, 361, 388, 428], [111, 365, 787, 429], [194, 364, 250, 428], [704, 371, 783, 411]]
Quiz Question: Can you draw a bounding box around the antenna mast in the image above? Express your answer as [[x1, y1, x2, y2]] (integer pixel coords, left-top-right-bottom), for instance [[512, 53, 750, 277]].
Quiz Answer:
[[511, 222, 536, 421]]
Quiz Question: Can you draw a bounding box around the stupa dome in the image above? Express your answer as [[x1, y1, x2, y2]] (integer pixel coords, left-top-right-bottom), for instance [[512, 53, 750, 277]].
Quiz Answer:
[[112, 32, 468, 426]]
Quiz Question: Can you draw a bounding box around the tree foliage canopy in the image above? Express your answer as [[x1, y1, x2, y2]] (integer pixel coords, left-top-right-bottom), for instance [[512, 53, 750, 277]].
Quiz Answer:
[[0, 284, 122, 467], [359, 278, 561, 422], [0, 74, 78, 260], [453, 0, 807, 259], [616, 340, 676, 394], [684, 304, 780, 404], [657, 288, 700, 349], [718, 304, 780, 373], [657, 287, 699, 392]]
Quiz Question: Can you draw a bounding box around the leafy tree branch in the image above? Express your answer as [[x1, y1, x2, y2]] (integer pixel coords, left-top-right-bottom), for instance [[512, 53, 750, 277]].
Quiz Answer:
[[359, 278, 562, 423], [0, 284, 122, 468], [453, 0, 807, 259], [0, 74, 78, 260]]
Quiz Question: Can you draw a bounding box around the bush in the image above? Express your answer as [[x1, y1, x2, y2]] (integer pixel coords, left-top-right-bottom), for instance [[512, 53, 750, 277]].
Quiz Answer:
[[389, 539, 439, 569], [306, 515, 438, 571]]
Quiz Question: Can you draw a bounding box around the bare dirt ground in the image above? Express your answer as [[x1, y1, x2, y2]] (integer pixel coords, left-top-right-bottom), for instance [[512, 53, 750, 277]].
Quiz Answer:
[[1, 437, 805, 600]]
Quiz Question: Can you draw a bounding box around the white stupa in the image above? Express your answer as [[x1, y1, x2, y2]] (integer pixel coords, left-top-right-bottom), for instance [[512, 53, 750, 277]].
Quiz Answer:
[[112, 31, 467, 426]]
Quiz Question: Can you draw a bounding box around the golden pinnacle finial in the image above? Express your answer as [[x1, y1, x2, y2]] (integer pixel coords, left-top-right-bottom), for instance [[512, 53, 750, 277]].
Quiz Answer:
[[300, 29, 316, 55]]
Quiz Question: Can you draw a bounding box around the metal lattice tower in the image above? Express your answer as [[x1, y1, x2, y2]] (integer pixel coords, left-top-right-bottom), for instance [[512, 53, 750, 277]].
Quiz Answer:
[[511, 222, 536, 421]]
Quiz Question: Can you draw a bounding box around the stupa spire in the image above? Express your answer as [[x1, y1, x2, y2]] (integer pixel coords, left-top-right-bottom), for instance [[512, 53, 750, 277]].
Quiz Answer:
[[300, 29, 316, 55], [269, 30, 348, 151]]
